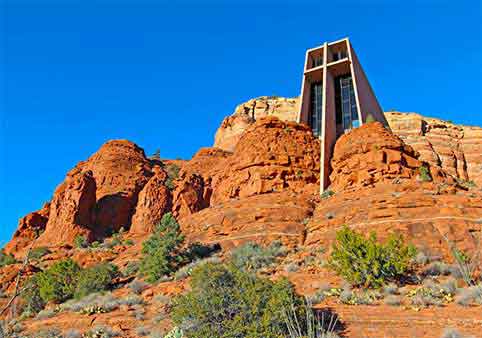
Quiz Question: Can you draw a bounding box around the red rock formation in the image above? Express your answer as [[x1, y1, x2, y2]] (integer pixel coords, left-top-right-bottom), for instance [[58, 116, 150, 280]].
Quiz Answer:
[[170, 147, 231, 218], [214, 97, 482, 186], [211, 116, 321, 203], [80, 140, 153, 232], [172, 173, 209, 220], [35, 170, 97, 247], [4, 203, 50, 255], [179, 191, 316, 250], [214, 96, 299, 151], [329, 122, 451, 191], [130, 167, 171, 235]]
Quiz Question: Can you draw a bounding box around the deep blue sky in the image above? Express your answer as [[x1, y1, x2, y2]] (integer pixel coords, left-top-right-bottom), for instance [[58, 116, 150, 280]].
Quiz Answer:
[[1, 0, 481, 245]]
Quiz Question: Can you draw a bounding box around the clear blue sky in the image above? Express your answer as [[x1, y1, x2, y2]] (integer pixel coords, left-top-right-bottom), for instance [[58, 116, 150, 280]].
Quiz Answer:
[[1, 0, 481, 245]]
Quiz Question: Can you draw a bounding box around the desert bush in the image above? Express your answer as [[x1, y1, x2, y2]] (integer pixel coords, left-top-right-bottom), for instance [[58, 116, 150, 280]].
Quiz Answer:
[[65, 329, 82, 338], [128, 279, 148, 294], [74, 235, 89, 249], [173, 256, 222, 281], [230, 240, 285, 273], [35, 328, 63, 338], [122, 260, 140, 277], [35, 308, 57, 320], [21, 275, 46, 313], [165, 164, 180, 190], [120, 294, 144, 306], [60, 292, 120, 314], [74, 262, 119, 298], [383, 283, 399, 295], [140, 213, 185, 283], [171, 262, 301, 338], [440, 328, 463, 338], [84, 325, 119, 338], [0, 249, 17, 267], [384, 295, 401, 306], [29, 247, 51, 260], [407, 281, 455, 308], [418, 166, 432, 182], [136, 326, 151, 336], [423, 261, 451, 277], [283, 298, 341, 338], [164, 327, 184, 338], [320, 190, 334, 199], [328, 226, 416, 288], [36, 259, 81, 303], [455, 284, 482, 306]]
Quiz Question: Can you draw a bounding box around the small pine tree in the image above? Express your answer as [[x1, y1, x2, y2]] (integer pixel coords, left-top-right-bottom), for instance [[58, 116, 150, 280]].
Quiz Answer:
[[328, 226, 416, 288], [140, 213, 185, 282]]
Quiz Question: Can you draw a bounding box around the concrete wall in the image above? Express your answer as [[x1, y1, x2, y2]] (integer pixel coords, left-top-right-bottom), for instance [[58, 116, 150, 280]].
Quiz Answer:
[[323, 71, 337, 190], [349, 45, 388, 126]]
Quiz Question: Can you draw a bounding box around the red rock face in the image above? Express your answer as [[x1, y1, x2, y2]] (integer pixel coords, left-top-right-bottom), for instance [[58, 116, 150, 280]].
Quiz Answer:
[[214, 97, 482, 186], [329, 122, 451, 191], [214, 97, 299, 152], [305, 184, 482, 261], [36, 170, 97, 247], [386, 112, 482, 186], [172, 173, 209, 220], [4, 203, 50, 255], [211, 116, 321, 204], [130, 169, 171, 235], [179, 191, 316, 250], [80, 140, 153, 233]]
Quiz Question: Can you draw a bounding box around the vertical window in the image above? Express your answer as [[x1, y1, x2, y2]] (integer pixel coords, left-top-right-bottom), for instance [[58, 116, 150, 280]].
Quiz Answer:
[[310, 82, 323, 137], [336, 75, 358, 132]]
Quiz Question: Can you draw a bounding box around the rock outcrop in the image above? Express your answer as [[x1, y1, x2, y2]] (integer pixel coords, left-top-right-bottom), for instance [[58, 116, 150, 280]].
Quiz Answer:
[[211, 116, 321, 203], [36, 171, 97, 246], [214, 96, 298, 151], [4, 203, 50, 255], [130, 167, 171, 235], [180, 191, 315, 249], [385, 112, 482, 186], [329, 122, 450, 191], [80, 140, 153, 232], [214, 97, 482, 186]]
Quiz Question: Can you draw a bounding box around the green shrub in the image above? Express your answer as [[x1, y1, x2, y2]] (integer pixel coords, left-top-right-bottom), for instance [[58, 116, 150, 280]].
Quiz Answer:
[[74, 235, 89, 249], [320, 190, 334, 199], [29, 247, 50, 260], [171, 262, 301, 338], [418, 166, 432, 182], [36, 259, 82, 303], [328, 226, 416, 288], [21, 275, 46, 313], [165, 164, 180, 190], [139, 213, 185, 283], [230, 241, 285, 272], [75, 263, 119, 299], [0, 249, 17, 267], [365, 113, 376, 123], [122, 260, 140, 277]]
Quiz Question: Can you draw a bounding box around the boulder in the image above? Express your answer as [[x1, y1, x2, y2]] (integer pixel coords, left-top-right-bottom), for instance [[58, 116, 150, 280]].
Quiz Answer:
[[4, 203, 50, 256], [211, 116, 321, 204]]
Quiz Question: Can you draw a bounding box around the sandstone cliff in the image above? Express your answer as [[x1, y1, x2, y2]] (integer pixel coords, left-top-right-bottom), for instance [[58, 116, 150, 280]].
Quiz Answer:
[[214, 97, 482, 187]]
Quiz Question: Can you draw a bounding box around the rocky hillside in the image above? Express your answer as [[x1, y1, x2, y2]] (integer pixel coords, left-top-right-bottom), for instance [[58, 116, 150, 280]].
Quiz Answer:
[[1, 97, 481, 338], [215, 96, 482, 187]]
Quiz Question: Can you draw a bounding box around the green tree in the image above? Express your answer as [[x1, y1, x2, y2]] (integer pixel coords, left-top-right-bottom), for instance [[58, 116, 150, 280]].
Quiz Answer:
[[139, 212, 185, 282], [172, 262, 301, 338], [36, 259, 81, 303], [75, 262, 119, 299]]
